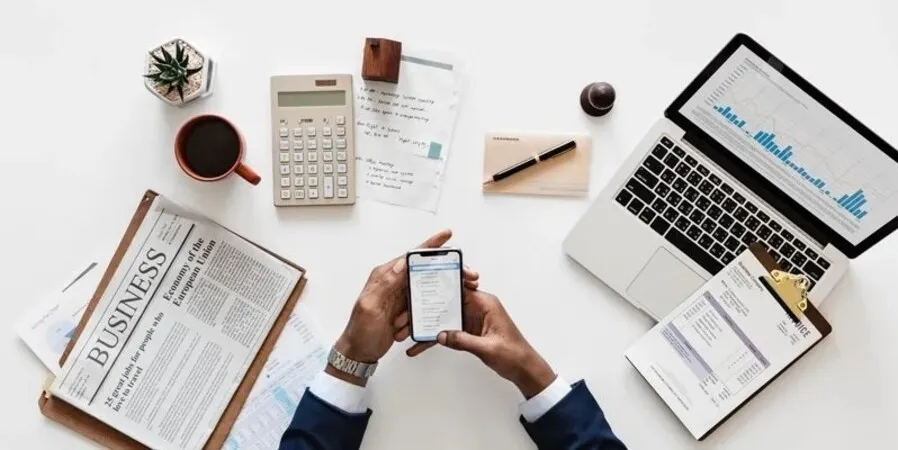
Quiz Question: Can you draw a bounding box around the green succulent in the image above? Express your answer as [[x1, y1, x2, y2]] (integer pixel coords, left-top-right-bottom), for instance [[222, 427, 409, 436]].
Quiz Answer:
[[144, 41, 202, 101]]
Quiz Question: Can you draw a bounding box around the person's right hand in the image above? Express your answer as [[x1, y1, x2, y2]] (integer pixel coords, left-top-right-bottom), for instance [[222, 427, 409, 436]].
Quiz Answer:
[[407, 289, 557, 399]]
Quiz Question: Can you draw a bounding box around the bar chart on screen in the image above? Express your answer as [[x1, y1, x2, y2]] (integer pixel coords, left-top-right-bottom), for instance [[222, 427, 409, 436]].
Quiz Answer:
[[712, 104, 870, 220], [682, 46, 898, 242]]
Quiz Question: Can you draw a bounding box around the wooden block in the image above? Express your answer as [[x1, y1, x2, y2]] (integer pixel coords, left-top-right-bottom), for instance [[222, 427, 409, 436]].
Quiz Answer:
[[362, 38, 402, 83]]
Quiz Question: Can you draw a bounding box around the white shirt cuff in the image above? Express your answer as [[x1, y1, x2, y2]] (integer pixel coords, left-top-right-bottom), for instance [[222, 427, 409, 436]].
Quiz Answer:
[[308, 371, 369, 414], [519, 376, 572, 423]]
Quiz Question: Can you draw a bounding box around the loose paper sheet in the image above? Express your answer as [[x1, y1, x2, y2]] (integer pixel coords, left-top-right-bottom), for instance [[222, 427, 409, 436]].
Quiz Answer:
[[354, 50, 462, 212], [16, 260, 104, 375], [223, 305, 327, 450]]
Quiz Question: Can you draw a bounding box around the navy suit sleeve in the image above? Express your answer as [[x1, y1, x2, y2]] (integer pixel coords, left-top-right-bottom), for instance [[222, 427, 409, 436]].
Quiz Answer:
[[279, 388, 371, 450], [520, 380, 627, 450]]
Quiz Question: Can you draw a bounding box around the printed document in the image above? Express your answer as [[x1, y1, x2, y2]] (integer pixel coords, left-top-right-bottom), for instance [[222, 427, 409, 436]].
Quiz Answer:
[[16, 259, 104, 374], [49, 195, 302, 450], [625, 251, 822, 439], [354, 49, 462, 212], [223, 304, 327, 450]]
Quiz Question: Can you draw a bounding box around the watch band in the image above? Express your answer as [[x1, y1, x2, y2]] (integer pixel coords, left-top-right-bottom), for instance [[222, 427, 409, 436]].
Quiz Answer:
[[327, 347, 378, 378]]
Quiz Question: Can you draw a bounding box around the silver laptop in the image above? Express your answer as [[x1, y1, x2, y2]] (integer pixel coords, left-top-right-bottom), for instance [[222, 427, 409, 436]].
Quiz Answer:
[[564, 34, 898, 320]]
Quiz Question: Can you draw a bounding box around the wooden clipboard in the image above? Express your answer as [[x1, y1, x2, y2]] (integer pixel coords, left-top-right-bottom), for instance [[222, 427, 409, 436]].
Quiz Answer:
[[697, 243, 832, 440], [38, 190, 308, 449], [625, 242, 833, 441]]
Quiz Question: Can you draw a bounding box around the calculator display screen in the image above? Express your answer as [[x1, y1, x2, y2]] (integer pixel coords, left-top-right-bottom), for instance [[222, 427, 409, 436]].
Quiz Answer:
[[278, 90, 345, 107]]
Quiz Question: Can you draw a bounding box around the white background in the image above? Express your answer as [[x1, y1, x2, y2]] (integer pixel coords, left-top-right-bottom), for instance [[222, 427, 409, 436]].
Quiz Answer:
[[2, 0, 897, 448]]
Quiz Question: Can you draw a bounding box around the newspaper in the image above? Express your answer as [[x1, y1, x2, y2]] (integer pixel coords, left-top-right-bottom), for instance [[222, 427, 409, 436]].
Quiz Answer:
[[49, 195, 303, 450]]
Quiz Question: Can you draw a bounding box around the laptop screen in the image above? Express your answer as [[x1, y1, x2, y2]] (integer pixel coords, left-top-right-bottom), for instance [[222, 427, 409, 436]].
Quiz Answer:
[[679, 44, 898, 246]]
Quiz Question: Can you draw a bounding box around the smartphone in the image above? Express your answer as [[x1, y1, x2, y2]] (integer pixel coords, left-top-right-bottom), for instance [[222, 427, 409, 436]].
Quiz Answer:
[[406, 248, 464, 342]]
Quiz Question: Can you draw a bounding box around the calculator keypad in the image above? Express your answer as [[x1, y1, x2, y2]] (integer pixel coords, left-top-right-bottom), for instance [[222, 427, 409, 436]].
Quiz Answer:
[[272, 74, 354, 206]]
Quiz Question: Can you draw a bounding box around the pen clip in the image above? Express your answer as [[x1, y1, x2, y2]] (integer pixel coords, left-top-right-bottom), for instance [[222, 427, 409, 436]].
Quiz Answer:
[[759, 270, 810, 322]]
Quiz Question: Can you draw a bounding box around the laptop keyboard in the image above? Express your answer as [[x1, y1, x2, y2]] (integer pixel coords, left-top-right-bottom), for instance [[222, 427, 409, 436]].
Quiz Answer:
[[615, 135, 831, 289]]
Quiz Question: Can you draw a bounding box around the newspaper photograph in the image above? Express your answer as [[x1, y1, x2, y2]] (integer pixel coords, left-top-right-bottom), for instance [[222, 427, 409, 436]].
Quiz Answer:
[[49, 195, 303, 450]]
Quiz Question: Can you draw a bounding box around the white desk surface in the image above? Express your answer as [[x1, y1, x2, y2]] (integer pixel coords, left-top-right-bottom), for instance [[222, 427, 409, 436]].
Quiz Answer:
[[2, 0, 898, 448]]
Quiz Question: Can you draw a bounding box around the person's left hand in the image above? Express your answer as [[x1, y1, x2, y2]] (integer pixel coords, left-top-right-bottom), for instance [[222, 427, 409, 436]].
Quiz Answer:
[[330, 229, 479, 385]]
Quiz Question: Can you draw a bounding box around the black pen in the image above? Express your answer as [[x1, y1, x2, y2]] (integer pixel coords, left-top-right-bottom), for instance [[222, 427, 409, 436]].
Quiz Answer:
[[483, 140, 577, 185]]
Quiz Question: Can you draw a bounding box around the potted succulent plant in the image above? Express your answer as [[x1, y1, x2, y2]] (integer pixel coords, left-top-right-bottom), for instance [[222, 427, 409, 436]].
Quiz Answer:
[[144, 38, 214, 106]]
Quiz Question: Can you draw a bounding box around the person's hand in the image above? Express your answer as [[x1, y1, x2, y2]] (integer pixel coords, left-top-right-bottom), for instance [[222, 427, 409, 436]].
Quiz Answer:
[[407, 289, 556, 399], [329, 229, 479, 386]]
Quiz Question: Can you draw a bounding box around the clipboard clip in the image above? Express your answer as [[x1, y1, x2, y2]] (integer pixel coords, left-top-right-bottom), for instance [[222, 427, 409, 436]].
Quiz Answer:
[[760, 270, 810, 321]]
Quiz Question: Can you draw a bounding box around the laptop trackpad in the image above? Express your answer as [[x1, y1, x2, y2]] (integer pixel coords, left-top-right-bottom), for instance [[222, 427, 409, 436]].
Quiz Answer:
[[627, 248, 706, 319]]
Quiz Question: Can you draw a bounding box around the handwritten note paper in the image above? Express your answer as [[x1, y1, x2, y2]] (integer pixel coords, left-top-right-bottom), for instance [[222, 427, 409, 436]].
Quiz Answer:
[[355, 50, 462, 212]]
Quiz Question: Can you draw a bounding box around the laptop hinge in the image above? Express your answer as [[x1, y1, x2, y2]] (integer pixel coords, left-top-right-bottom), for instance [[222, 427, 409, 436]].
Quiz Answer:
[[682, 131, 831, 248]]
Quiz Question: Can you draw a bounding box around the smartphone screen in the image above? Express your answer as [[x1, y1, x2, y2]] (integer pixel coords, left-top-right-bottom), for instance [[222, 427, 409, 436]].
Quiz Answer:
[[407, 249, 463, 342]]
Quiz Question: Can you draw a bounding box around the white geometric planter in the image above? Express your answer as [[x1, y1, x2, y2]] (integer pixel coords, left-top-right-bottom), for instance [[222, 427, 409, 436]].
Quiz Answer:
[[144, 38, 215, 107]]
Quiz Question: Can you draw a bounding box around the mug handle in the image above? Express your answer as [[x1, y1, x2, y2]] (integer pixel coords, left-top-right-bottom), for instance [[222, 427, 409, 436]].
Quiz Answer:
[[234, 162, 261, 185]]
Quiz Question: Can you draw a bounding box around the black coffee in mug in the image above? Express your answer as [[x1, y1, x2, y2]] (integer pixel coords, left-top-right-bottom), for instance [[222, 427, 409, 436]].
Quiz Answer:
[[175, 115, 260, 185], [178, 117, 240, 178]]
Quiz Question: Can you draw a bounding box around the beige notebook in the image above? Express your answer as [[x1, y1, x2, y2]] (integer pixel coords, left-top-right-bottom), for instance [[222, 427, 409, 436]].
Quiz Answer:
[[482, 132, 591, 197]]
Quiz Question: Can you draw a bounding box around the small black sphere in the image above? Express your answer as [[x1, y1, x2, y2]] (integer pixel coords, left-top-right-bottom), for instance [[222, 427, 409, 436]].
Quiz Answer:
[[580, 82, 616, 117]]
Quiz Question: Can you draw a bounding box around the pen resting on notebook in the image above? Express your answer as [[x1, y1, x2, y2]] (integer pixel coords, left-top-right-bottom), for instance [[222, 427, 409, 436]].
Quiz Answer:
[[483, 140, 577, 185]]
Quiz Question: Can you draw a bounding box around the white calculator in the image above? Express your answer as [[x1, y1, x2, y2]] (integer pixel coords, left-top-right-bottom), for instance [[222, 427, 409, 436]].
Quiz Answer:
[[271, 74, 355, 206]]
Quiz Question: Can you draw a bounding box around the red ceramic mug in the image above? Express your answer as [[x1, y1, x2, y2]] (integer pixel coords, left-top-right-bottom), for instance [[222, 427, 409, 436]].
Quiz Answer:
[[174, 114, 261, 185]]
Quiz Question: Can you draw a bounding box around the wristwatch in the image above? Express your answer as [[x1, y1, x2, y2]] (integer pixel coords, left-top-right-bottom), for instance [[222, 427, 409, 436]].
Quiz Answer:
[[328, 347, 378, 378]]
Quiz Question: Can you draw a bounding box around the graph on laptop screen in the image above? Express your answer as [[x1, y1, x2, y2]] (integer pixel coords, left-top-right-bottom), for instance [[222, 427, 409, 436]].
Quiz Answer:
[[681, 45, 898, 245]]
